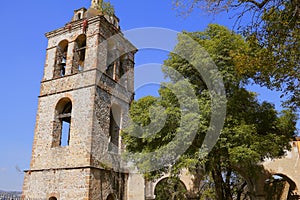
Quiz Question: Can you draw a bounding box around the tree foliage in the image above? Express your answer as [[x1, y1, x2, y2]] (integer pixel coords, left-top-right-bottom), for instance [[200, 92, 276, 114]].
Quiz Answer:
[[96, 0, 115, 15], [173, 0, 300, 110], [122, 24, 297, 199]]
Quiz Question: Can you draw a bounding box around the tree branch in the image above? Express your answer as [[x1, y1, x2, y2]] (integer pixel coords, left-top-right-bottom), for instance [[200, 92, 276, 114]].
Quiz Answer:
[[246, 0, 270, 9]]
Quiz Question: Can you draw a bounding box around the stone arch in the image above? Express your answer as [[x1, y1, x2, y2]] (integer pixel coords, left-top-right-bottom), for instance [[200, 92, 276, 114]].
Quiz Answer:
[[229, 165, 266, 199], [263, 141, 300, 197], [106, 193, 116, 200], [52, 97, 72, 147], [55, 97, 72, 114], [108, 104, 122, 153], [264, 173, 300, 199], [54, 39, 69, 78], [73, 34, 86, 73], [154, 177, 188, 200], [152, 171, 192, 192], [274, 173, 298, 191], [105, 36, 125, 81], [49, 197, 57, 200], [146, 170, 193, 200]]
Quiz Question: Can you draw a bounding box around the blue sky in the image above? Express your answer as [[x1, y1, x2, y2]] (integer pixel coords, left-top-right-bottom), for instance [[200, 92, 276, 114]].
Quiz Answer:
[[0, 0, 298, 191]]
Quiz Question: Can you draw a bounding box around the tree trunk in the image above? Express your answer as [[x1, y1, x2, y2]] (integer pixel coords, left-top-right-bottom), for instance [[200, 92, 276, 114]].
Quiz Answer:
[[236, 181, 247, 200], [212, 167, 225, 200]]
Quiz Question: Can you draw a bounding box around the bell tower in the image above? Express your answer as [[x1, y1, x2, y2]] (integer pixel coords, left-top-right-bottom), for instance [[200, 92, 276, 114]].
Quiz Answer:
[[22, 2, 137, 200]]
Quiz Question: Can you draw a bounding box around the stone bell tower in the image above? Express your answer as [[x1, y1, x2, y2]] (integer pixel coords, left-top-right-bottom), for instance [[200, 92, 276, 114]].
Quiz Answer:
[[22, 2, 139, 199]]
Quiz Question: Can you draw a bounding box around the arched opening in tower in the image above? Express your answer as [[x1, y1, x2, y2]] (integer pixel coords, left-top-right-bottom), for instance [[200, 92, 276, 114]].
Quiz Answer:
[[73, 34, 86, 73], [54, 40, 68, 78], [52, 98, 72, 147]]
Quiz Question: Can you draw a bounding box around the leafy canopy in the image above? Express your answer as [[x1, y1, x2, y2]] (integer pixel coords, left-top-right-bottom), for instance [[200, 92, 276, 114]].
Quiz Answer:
[[122, 24, 297, 199], [173, 0, 300, 110], [95, 0, 115, 15]]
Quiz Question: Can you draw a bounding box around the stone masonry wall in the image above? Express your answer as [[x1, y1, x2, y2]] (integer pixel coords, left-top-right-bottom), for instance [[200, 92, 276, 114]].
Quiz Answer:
[[89, 168, 128, 200], [29, 86, 95, 170], [23, 8, 144, 200], [23, 168, 90, 199], [263, 141, 300, 195]]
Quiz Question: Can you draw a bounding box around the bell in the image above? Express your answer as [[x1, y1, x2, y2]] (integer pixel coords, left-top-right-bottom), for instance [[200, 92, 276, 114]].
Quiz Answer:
[[60, 57, 66, 66]]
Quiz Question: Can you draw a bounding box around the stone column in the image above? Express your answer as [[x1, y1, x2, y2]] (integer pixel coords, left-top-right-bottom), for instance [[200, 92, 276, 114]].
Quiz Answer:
[[65, 41, 75, 75]]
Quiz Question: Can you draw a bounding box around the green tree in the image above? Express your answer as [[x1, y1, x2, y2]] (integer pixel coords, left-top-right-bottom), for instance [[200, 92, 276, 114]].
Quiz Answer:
[[95, 0, 115, 15], [122, 24, 297, 199], [173, 0, 300, 110]]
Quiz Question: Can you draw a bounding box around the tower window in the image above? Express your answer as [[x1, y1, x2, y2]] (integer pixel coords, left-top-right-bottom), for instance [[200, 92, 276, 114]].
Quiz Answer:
[[106, 39, 120, 80], [61, 120, 70, 146], [77, 13, 82, 20], [108, 105, 121, 153], [54, 40, 68, 78], [52, 98, 72, 147], [106, 63, 115, 78], [49, 197, 57, 200], [119, 60, 125, 78], [106, 60, 122, 81], [106, 55, 127, 81], [73, 34, 86, 74]]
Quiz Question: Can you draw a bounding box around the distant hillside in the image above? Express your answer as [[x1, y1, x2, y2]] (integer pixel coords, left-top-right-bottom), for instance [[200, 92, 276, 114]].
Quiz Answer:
[[0, 190, 22, 199]]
